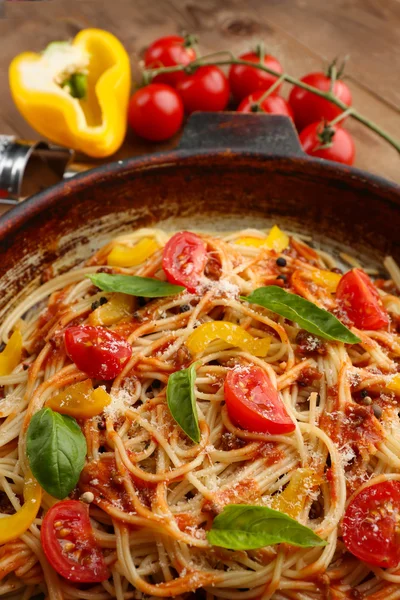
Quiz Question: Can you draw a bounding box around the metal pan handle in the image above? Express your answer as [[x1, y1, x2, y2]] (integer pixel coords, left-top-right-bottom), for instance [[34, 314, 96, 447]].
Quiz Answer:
[[178, 112, 304, 157]]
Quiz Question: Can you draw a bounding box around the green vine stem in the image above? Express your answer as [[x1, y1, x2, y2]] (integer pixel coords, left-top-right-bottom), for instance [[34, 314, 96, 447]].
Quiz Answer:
[[143, 55, 400, 155]]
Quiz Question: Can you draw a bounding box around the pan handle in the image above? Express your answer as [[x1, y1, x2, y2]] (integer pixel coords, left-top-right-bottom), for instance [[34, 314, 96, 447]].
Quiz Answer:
[[178, 113, 305, 156]]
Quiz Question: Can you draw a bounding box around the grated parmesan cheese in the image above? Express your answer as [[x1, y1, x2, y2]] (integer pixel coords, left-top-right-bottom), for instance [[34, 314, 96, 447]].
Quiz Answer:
[[103, 389, 132, 418]]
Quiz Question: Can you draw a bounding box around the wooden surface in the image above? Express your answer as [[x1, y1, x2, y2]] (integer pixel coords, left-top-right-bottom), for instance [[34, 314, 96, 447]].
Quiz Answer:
[[0, 0, 399, 207]]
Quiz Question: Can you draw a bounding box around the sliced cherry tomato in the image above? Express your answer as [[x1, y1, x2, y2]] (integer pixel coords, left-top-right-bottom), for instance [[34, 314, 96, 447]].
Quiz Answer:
[[176, 66, 230, 114], [144, 35, 196, 87], [162, 231, 207, 293], [64, 326, 132, 380], [41, 500, 109, 582], [336, 268, 389, 330], [299, 122, 355, 166], [224, 366, 295, 434], [237, 92, 294, 118], [128, 84, 184, 142], [229, 52, 283, 103], [342, 480, 400, 568], [288, 72, 352, 131]]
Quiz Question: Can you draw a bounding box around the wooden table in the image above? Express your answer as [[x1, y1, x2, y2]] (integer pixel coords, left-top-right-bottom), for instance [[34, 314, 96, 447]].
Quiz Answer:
[[0, 0, 399, 211]]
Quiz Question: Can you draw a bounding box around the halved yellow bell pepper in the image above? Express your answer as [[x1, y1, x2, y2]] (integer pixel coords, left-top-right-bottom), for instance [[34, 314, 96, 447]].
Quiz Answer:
[[9, 29, 131, 158], [0, 330, 23, 377], [271, 468, 320, 518], [387, 374, 400, 395], [46, 380, 111, 419], [236, 225, 289, 253], [309, 269, 341, 293], [107, 238, 159, 268], [186, 322, 270, 357], [89, 293, 135, 327], [0, 472, 42, 544]]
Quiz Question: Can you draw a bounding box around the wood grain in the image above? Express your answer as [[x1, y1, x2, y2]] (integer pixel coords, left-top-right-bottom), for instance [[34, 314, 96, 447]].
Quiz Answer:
[[0, 0, 399, 197]]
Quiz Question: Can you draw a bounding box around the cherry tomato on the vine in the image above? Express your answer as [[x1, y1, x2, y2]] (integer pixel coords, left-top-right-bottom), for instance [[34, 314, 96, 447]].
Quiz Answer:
[[229, 52, 283, 103], [144, 35, 196, 87], [237, 91, 294, 118], [299, 122, 355, 166], [176, 66, 230, 114], [289, 72, 352, 131], [128, 84, 184, 142], [336, 268, 389, 330], [162, 231, 207, 293]]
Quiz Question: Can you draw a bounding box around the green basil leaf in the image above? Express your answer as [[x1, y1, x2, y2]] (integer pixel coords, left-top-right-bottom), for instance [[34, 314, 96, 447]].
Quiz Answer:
[[207, 504, 327, 550], [26, 407, 87, 499], [166, 363, 200, 443], [88, 273, 185, 298], [242, 286, 360, 344]]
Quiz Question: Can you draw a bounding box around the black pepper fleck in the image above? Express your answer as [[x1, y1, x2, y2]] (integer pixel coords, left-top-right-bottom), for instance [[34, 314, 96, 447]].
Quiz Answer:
[[361, 389, 369, 398], [276, 274, 287, 282], [180, 304, 191, 313], [276, 257, 287, 267], [99, 297, 108, 306]]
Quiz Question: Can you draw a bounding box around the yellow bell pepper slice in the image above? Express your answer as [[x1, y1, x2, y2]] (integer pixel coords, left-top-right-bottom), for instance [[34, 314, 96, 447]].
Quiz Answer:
[[89, 293, 135, 327], [0, 330, 23, 377], [309, 269, 342, 293], [186, 322, 270, 357], [46, 380, 111, 419], [271, 468, 320, 518], [0, 472, 42, 544], [236, 225, 289, 253], [387, 374, 400, 395], [107, 238, 159, 267], [9, 29, 131, 158]]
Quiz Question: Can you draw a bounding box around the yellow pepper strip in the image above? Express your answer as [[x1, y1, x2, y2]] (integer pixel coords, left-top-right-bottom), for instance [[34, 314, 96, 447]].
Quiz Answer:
[[387, 374, 400, 395], [89, 293, 135, 327], [46, 380, 111, 419], [271, 468, 320, 518], [186, 322, 270, 357], [9, 29, 131, 158], [0, 472, 42, 544], [107, 238, 159, 267], [309, 269, 342, 293], [236, 225, 289, 253], [0, 330, 23, 377]]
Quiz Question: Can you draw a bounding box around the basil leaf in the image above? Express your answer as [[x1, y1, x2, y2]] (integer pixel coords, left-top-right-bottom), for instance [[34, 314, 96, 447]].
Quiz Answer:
[[166, 363, 200, 443], [207, 504, 327, 550], [243, 286, 360, 344], [26, 407, 87, 499], [88, 273, 185, 298]]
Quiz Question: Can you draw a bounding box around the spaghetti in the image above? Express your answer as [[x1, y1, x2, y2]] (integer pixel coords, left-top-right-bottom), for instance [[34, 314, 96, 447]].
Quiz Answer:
[[1, 226, 400, 600]]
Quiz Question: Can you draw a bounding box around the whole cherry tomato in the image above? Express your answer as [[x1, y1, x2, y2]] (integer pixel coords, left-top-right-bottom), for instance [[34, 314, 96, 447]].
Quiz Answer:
[[128, 84, 184, 142], [299, 122, 355, 166], [336, 268, 389, 330], [162, 231, 207, 293], [237, 91, 294, 118], [229, 51, 283, 103], [144, 35, 196, 87], [176, 66, 230, 114], [289, 72, 352, 131]]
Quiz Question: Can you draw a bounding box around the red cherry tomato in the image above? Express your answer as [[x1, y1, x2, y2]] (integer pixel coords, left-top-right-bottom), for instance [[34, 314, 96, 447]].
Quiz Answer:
[[289, 72, 352, 131], [237, 91, 294, 118], [41, 500, 109, 582], [299, 122, 355, 166], [229, 52, 283, 103], [144, 35, 196, 87], [336, 269, 389, 330], [128, 84, 184, 142], [162, 231, 207, 293], [64, 326, 132, 380], [343, 480, 400, 568], [224, 366, 295, 434], [176, 66, 230, 114]]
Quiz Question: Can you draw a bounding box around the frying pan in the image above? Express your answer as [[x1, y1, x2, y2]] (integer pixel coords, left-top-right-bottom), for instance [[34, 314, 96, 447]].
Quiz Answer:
[[0, 113, 399, 322]]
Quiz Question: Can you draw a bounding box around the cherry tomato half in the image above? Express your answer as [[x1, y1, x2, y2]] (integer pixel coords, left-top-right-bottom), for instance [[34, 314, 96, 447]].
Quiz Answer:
[[64, 326, 132, 380], [224, 366, 295, 434], [41, 500, 109, 582], [162, 231, 207, 293], [299, 122, 355, 166], [336, 268, 389, 330], [342, 480, 400, 568], [128, 84, 184, 142], [237, 91, 294, 118], [176, 66, 230, 114], [144, 35, 196, 87], [288, 72, 352, 131], [229, 52, 283, 103]]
